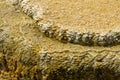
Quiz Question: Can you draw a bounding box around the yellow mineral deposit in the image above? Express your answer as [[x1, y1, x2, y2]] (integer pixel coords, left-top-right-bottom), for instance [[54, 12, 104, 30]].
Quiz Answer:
[[0, 0, 120, 80], [18, 0, 120, 46]]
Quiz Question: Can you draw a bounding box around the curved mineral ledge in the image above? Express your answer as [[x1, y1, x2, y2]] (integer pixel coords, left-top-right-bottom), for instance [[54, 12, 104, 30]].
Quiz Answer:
[[0, 1, 120, 79], [38, 21, 120, 46], [0, 25, 120, 79], [15, 0, 120, 46], [7, 0, 120, 46]]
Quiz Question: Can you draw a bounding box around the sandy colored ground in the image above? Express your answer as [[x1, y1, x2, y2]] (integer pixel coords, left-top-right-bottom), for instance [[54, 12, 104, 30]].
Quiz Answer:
[[0, 0, 120, 80], [38, 0, 120, 33], [0, 0, 119, 53]]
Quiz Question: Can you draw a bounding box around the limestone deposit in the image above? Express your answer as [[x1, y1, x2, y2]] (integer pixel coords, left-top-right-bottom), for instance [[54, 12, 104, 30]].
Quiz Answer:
[[0, 0, 120, 80], [18, 0, 120, 46]]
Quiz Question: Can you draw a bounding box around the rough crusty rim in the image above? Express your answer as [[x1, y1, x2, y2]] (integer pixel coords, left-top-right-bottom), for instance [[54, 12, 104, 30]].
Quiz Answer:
[[1, 1, 120, 79], [19, 0, 120, 46]]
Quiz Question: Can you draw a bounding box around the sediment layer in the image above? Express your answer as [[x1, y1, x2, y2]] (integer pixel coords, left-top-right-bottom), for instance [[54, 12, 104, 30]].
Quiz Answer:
[[17, 0, 120, 46]]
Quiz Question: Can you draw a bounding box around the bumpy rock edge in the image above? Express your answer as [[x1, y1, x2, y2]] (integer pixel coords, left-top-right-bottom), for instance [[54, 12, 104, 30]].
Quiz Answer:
[[16, 0, 120, 46], [1, 1, 120, 79]]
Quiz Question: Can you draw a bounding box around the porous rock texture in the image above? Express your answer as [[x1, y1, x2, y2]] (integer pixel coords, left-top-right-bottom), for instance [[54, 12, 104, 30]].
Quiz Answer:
[[0, 0, 120, 80], [17, 0, 120, 46]]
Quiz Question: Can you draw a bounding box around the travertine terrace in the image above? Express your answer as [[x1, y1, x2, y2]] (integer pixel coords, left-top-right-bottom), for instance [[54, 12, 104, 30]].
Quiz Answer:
[[0, 0, 120, 80], [19, 0, 120, 46]]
